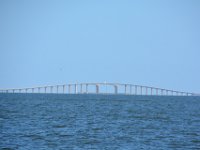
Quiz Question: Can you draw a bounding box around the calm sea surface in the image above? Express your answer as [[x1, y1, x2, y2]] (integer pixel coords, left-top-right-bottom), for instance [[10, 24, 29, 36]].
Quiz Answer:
[[1, 94, 200, 150]]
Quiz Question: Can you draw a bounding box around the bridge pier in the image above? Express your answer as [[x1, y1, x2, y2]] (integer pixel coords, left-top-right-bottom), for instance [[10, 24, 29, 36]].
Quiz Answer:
[[68, 85, 71, 94], [146, 87, 148, 95], [44, 87, 47, 93], [130, 85, 132, 94], [63, 85, 65, 93], [75, 84, 78, 94], [114, 85, 118, 94], [125, 84, 127, 94], [86, 84, 88, 94], [56, 86, 59, 94], [96, 84, 99, 94], [135, 85, 137, 95], [80, 84, 83, 94]]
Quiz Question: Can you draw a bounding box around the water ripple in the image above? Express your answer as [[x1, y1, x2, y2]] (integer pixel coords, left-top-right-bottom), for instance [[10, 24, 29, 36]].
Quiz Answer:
[[1, 94, 200, 149]]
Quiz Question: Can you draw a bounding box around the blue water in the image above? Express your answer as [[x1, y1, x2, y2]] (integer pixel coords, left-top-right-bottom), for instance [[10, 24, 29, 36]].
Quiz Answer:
[[1, 94, 200, 150]]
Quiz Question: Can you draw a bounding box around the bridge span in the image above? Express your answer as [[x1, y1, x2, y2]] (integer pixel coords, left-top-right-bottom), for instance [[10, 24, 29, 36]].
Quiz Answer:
[[0, 82, 197, 96]]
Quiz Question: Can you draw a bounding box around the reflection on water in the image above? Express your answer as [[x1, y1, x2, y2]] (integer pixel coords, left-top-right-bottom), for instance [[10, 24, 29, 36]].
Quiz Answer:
[[1, 94, 200, 149]]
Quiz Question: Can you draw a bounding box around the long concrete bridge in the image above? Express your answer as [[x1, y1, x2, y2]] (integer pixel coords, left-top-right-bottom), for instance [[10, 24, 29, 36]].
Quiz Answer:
[[0, 82, 198, 96]]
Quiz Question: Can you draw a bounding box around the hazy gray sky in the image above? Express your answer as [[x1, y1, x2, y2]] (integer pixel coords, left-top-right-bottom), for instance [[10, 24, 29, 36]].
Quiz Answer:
[[0, 0, 200, 93]]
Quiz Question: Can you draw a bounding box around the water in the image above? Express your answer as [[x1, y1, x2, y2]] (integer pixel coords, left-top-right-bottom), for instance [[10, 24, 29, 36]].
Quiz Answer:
[[1, 94, 200, 150]]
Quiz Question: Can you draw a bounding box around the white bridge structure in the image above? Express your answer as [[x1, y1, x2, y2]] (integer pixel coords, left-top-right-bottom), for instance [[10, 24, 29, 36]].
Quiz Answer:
[[0, 82, 197, 96]]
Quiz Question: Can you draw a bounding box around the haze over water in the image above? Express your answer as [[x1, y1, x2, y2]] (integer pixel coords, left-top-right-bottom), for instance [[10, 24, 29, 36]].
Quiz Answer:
[[1, 94, 200, 149]]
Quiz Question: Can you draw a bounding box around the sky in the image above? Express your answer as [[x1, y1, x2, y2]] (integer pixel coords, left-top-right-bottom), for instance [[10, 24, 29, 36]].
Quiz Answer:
[[0, 0, 200, 93]]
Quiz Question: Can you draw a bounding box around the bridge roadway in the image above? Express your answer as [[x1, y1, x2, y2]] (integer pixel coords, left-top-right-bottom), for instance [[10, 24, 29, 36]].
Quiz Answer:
[[0, 82, 197, 96]]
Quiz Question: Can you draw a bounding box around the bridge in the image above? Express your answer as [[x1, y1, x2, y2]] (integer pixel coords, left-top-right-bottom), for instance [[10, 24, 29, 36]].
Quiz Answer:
[[0, 82, 198, 96]]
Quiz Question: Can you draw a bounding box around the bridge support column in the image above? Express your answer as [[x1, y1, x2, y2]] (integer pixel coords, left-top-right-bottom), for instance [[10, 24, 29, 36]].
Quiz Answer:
[[130, 85, 132, 94], [146, 87, 148, 95], [114, 85, 118, 94], [57, 86, 59, 94], [75, 84, 78, 94], [68, 85, 71, 94], [50, 86, 53, 93], [125, 84, 127, 94], [63, 85, 65, 93], [96, 85, 99, 94], [141, 86, 143, 95], [86, 84, 88, 94], [135, 86, 137, 95], [80, 84, 83, 94]]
